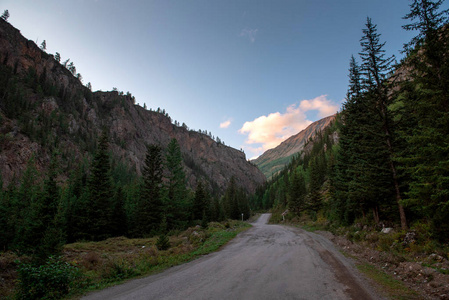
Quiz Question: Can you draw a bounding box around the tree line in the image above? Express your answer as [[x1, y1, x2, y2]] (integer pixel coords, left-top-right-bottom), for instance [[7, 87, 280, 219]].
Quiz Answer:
[[254, 0, 449, 242], [0, 133, 252, 260]]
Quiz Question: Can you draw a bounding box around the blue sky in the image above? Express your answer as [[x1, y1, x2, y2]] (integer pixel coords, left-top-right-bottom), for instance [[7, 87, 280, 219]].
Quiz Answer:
[[3, 0, 443, 159]]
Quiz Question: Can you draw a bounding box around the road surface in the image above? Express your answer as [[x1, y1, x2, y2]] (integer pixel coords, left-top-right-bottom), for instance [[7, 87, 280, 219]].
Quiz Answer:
[[83, 214, 381, 300]]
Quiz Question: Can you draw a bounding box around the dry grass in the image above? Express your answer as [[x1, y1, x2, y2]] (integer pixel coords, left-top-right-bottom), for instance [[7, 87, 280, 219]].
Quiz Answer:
[[0, 221, 251, 299]]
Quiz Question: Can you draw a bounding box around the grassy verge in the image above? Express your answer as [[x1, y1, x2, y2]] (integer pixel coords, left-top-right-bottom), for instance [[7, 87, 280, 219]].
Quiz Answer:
[[1, 220, 251, 299], [355, 263, 419, 300]]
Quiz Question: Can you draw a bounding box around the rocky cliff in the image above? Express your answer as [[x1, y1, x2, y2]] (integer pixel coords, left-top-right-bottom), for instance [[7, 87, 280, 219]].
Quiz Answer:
[[0, 19, 265, 194], [253, 115, 336, 178]]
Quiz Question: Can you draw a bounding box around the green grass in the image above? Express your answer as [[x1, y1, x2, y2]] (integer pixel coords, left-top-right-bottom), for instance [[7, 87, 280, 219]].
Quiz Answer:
[[2, 221, 251, 300], [356, 263, 419, 300], [68, 221, 251, 298]]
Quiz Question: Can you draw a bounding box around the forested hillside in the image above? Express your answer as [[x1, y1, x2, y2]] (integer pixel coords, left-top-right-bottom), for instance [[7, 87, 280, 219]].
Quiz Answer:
[[254, 0, 449, 242], [0, 15, 263, 258]]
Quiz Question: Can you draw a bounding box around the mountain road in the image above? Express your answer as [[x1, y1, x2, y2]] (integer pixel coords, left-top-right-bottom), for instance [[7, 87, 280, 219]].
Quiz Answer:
[[82, 214, 381, 300]]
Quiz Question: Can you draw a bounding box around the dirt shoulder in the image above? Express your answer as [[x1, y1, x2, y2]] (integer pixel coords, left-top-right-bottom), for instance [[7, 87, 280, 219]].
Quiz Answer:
[[315, 230, 449, 300]]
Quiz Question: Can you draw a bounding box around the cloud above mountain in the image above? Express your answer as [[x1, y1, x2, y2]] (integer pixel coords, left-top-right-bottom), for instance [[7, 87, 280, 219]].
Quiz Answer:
[[220, 119, 232, 129], [239, 95, 339, 159]]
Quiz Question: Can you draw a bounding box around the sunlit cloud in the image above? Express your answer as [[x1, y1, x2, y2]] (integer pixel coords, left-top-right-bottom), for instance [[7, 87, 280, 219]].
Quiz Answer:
[[239, 95, 339, 159], [220, 119, 232, 129], [240, 28, 258, 43]]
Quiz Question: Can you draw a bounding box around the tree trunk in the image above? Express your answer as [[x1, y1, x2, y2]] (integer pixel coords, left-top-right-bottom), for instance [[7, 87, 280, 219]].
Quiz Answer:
[[372, 206, 380, 224]]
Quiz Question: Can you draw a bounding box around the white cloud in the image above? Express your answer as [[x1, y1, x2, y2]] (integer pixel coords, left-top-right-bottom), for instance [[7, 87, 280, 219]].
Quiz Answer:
[[220, 119, 232, 129], [239, 95, 338, 159], [240, 28, 258, 43]]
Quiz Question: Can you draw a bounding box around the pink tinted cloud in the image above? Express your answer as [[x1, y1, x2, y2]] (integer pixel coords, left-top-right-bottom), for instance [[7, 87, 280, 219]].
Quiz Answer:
[[220, 119, 232, 129], [298, 95, 339, 117], [239, 95, 338, 159]]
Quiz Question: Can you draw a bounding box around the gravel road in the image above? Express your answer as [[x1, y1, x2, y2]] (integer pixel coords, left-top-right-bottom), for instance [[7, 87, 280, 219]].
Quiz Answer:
[[82, 214, 381, 300]]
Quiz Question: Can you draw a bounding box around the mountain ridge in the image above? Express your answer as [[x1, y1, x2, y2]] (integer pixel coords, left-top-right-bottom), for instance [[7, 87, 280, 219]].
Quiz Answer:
[[253, 115, 336, 178], [0, 18, 265, 194]]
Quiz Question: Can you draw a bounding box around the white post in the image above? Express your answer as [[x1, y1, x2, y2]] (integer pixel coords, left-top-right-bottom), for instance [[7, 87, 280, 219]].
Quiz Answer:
[[241, 213, 244, 221]]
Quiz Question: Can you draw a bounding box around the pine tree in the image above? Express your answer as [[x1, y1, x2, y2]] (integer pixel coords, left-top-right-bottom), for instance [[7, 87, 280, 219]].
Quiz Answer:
[[13, 157, 40, 252], [331, 57, 364, 225], [359, 17, 407, 229], [223, 177, 239, 219], [0, 173, 14, 250], [402, 0, 449, 54], [332, 52, 394, 225], [192, 181, 208, 221], [165, 138, 188, 229], [35, 155, 64, 259], [1, 10, 9, 21], [111, 186, 127, 237], [396, 0, 449, 240], [63, 162, 90, 243], [288, 169, 306, 215], [308, 157, 323, 212], [87, 131, 114, 241], [135, 144, 164, 236]]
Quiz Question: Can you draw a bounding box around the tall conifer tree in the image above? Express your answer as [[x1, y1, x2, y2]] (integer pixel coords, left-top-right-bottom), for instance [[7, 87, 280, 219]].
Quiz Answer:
[[165, 138, 188, 229], [359, 17, 407, 229], [136, 144, 164, 236], [87, 131, 114, 240], [397, 0, 449, 239], [288, 169, 306, 215]]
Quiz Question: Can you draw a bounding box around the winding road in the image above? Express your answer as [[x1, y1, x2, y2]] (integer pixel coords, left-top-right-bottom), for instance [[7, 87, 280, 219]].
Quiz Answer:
[[82, 214, 381, 300]]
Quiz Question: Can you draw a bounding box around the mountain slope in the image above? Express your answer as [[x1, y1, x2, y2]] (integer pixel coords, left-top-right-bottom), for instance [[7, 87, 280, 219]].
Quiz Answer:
[[253, 115, 336, 178], [0, 19, 265, 194]]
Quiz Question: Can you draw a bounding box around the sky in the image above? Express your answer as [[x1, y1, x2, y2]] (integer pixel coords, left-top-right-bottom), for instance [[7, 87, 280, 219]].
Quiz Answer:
[[3, 0, 444, 159]]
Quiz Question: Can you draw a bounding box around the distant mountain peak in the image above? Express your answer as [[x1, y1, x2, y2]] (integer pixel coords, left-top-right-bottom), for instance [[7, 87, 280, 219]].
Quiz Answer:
[[253, 115, 336, 178]]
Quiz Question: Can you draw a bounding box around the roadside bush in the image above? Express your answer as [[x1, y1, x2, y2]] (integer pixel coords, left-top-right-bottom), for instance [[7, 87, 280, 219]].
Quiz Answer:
[[103, 259, 136, 282], [156, 234, 170, 251], [16, 256, 84, 300]]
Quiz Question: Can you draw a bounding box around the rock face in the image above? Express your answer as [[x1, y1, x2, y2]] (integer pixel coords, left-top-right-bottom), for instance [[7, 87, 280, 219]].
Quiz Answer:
[[253, 115, 336, 178], [0, 19, 265, 194]]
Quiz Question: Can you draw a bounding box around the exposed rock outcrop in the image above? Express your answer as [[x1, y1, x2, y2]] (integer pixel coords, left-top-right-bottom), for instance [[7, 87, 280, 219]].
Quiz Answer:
[[0, 19, 265, 194]]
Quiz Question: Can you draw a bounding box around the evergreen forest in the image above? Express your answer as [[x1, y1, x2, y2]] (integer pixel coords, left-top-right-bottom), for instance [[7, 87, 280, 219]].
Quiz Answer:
[[253, 0, 449, 243], [0, 132, 252, 258]]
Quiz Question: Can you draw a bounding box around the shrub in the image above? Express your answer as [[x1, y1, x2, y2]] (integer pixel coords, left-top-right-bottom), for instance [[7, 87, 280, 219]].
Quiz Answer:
[[16, 256, 84, 300], [101, 259, 136, 282], [156, 234, 170, 251]]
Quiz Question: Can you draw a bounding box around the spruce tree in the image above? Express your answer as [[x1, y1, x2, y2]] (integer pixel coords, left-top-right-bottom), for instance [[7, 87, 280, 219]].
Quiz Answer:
[[87, 131, 114, 241], [13, 157, 40, 252], [331, 58, 363, 225], [402, 0, 449, 54], [192, 181, 208, 221], [111, 186, 127, 237], [288, 169, 306, 215], [1, 10, 9, 21], [0, 174, 14, 250], [223, 177, 239, 219], [397, 0, 449, 240], [35, 155, 64, 259], [64, 163, 90, 242], [165, 138, 188, 229], [359, 17, 407, 229], [308, 157, 323, 213], [135, 144, 164, 236]]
